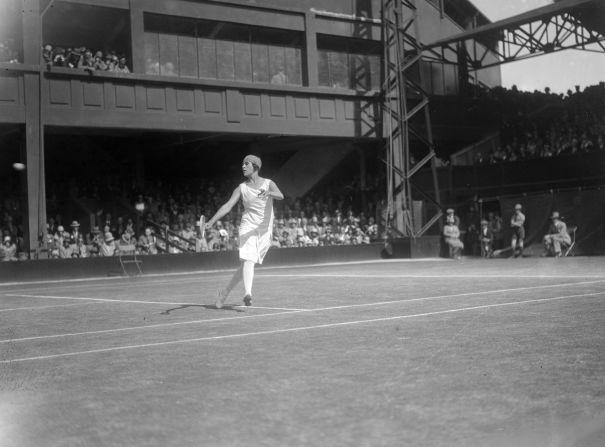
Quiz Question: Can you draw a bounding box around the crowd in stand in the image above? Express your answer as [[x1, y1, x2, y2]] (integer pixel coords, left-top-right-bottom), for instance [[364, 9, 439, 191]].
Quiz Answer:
[[42, 44, 130, 73], [475, 83, 605, 164], [0, 173, 384, 260]]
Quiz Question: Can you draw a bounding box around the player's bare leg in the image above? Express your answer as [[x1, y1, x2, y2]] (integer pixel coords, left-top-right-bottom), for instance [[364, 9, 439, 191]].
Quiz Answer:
[[215, 263, 243, 308], [242, 260, 255, 306]]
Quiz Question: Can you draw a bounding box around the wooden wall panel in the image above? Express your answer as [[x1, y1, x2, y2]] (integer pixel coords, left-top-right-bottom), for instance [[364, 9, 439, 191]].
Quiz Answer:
[[0, 76, 19, 103], [318, 99, 335, 120], [269, 95, 286, 118], [294, 96, 310, 119], [243, 94, 261, 117], [48, 79, 71, 106], [146, 87, 166, 111], [175, 88, 195, 112], [82, 82, 104, 108], [203, 90, 222, 114], [37, 76, 379, 138], [115, 85, 136, 109]]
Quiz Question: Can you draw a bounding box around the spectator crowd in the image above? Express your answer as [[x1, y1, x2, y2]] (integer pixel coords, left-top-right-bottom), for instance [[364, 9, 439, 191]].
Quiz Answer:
[[42, 43, 130, 73], [475, 83, 605, 164]]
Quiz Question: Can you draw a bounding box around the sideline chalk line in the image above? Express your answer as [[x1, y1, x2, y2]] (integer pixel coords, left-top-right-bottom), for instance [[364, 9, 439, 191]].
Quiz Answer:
[[0, 258, 448, 289], [3, 278, 605, 344], [2, 290, 604, 364]]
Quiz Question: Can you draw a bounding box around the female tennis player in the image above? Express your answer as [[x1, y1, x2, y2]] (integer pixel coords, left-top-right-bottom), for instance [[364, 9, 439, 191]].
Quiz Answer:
[[206, 154, 284, 308]]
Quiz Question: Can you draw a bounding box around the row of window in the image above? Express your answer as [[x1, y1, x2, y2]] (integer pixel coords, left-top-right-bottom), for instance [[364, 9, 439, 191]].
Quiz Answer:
[[143, 14, 383, 90]]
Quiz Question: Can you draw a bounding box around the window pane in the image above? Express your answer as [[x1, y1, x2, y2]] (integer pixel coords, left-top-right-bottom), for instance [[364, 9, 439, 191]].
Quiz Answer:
[[350, 53, 370, 90], [284, 46, 302, 86], [198, 37, 216, 79], [251, 43, 269, 83], [234, 41, 252, 82], [318, 49, 330, 86], [216, 40, 235, 80], [329, 51, 349, 89], [178, 35, 197, 78], [369, 53, 381, 90], [443, 63, 458, 95], [431, 62, 444, 95], [159, 33, 178, 76], [268, 45, 286, 84], [144, 32, 159, 75]]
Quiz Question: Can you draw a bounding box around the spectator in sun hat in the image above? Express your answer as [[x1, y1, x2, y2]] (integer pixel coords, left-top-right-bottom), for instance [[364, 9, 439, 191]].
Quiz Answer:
[[99, 231, 117, 256], [445, 208, 460, 227], [510, 203, 526, 258], [69, 220, 81, 243], [543, 211, 571, 257], [0, 235, 17, 261]]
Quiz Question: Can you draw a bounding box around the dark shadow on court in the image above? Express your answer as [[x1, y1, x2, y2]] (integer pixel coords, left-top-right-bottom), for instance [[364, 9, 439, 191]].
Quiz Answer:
[[160, 304, 245, 315]]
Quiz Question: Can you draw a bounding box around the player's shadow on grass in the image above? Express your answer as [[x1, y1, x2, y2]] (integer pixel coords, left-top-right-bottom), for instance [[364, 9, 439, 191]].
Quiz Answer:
[[160, 304, 244, 315]]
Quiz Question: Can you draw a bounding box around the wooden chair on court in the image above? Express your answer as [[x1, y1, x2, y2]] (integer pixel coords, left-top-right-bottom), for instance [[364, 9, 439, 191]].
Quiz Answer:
[[563, 226, 577, 257], [118, 244, 143, 276]]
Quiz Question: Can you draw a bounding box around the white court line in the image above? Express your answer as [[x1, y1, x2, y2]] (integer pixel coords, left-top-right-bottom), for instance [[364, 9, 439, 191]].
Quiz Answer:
[[3, 278, 604, 344], [233, 305, 305, 311], [7, 294, 204, 306], [5, 294, 304, 312], [0, 258, 448, 289], [2, 290, 604, 364], [0, 302, 101, 313], [259, 274, 605, 279]]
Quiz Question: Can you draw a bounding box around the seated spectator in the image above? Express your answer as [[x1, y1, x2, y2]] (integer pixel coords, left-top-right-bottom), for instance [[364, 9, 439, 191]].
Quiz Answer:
[[88, 226, 102, 256], [99, 232, 117, 256], [118, 232, 135, 253], [58, 237, 76, 259], [0, 235, 17, 261], [93, 51, 108, 71], [478, 220, 493, 258], [74, 234, 88, 258], [542, 211, 571, 257], [52, 47, 67, 67], [77, 49, 95, 71], [443, 215, 464, 259], [138, 227, 159, 255], [113, 56, 130, 74], [271, 70, 287, 85]]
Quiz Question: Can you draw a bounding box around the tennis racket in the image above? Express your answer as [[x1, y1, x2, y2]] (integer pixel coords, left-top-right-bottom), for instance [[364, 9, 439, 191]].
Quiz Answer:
[[199, 215, 206, 239]]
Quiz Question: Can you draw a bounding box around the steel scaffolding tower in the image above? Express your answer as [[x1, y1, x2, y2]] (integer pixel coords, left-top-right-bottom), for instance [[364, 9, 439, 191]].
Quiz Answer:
[[381, 0, 442, 238]]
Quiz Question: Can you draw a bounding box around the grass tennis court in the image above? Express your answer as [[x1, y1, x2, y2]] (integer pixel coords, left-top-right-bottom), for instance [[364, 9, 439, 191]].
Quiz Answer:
[[1, 257, 605, 447]]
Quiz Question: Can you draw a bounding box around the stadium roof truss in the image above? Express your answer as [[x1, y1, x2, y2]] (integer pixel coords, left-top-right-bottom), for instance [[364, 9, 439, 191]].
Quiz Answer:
[[423, 0, 605, 71]]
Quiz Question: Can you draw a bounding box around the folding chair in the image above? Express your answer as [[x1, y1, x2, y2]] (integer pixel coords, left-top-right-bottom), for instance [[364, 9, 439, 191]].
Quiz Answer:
[[564, 226, 577, 257], [118, 244, 143, 276]]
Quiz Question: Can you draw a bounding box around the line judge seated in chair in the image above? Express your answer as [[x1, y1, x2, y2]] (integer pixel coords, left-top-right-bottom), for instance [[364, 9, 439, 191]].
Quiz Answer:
[[542, 211, 571, 257]]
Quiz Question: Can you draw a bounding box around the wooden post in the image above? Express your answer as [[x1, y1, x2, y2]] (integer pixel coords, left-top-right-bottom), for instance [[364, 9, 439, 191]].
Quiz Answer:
[[21, 0, 47, 257]]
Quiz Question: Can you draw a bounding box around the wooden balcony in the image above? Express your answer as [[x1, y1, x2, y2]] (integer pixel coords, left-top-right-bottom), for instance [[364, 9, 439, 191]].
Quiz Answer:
[[0, 64, 381, 138]]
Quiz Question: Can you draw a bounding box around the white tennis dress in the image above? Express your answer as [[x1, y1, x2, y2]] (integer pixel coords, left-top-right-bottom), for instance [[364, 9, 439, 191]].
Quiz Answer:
[[238, 178, 274, 264]]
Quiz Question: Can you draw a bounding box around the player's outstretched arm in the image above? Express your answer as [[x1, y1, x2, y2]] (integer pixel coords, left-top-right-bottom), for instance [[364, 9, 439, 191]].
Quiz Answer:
[[207, 187, 241, 227]]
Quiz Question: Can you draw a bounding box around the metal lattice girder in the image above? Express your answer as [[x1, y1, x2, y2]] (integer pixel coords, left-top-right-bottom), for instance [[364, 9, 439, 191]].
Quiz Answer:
[[423, 0, 605, 71], [382, 0, 441, 238]]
